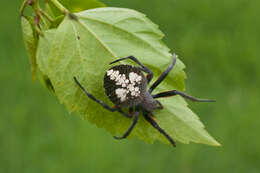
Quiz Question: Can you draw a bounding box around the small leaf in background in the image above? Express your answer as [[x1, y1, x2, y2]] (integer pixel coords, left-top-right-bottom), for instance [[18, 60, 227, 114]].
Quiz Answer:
[[36, 7, 220, 146], [21, 16, 38, 80]]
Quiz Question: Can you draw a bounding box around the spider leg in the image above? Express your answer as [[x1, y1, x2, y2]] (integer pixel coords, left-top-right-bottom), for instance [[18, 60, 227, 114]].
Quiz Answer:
[[143, 111, 176, 147], [152, 90, 215, 102], [114, 111, 140, 139], [149, 54, 177, 93], [109, 56, 154, 83], [73, 77, 132, 118], [155, 100, 163, 109], [129, 107, 134, 114]]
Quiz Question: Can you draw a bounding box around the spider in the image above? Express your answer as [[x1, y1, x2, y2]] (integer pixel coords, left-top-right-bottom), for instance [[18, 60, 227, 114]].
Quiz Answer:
[[73, 54, 214, 147]]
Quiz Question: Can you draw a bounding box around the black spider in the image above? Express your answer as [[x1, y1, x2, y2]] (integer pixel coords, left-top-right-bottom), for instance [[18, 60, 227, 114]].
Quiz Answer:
[[73, 54, 214, 147]]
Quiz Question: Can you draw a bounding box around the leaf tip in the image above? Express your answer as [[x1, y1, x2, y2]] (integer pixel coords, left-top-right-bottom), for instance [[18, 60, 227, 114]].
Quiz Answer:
[[213, 141, 222, 147], [205, 137, 222, 147]]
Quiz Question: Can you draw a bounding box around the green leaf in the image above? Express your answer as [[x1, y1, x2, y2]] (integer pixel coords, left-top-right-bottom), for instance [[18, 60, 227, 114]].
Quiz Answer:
[[61, 0, 105, 12], [21, 16, 38, 80], [38, 70, 55, 93], [49, 15, 65, 29], [37, 7, 220, 146], [36, 29, 56, 92], [46, 0, 105, 18]]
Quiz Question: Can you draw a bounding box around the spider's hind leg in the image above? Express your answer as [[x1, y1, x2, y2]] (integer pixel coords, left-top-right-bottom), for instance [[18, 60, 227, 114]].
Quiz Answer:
[[114, 111, 140, 139], [143, 111, 176, 147]]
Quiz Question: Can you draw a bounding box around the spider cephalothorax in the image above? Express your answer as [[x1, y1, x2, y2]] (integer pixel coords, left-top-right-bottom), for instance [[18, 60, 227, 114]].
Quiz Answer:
[[74, 54, 214, 147]]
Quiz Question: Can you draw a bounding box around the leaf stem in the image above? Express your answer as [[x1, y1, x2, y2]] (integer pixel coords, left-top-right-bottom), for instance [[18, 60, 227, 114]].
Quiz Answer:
[[39, 9, 54, 22], [44, 1, 55, 17], [19, 0, 28, 16], [39, 13, 49, 29], [34, 24, 44, 36], [49, 0, 69, 15]]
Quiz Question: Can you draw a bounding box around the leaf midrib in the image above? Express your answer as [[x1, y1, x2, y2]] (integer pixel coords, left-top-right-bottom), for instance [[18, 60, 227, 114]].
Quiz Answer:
[[76, 14, 171, 62]]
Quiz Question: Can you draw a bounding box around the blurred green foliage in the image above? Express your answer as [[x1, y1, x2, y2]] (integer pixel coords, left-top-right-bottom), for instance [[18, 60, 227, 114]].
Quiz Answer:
[[0, 0, 259, 172]]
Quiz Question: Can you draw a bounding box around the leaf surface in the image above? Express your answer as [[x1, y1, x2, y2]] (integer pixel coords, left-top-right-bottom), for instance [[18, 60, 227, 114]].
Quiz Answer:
[[37, 7, 220, 146], [37, 30, 56, 92]]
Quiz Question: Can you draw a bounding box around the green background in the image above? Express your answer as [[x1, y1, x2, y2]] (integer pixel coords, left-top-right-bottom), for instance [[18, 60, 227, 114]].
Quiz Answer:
[[1, 0, 259, 172]]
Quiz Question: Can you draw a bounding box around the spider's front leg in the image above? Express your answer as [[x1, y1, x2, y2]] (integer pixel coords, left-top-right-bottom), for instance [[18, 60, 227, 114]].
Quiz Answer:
[[152, 90, 215, 102], [149, 54, 177, 93], [109, 56, 154, 84], [73, 77, 132, 118]]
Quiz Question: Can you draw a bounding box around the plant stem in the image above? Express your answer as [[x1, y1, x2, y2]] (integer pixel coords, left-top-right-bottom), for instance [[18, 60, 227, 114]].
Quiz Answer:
[[19, 0, 28, 16], [34, 24, 44, 36], [39, 13, 49, 29], [40, 9, 54, 22], [50, 0, 69, 14], [44, 1, 54, 17]]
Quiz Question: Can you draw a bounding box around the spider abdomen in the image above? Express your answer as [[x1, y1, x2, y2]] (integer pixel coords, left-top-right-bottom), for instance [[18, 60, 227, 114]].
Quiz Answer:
[[104, 65, 147, 107]]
